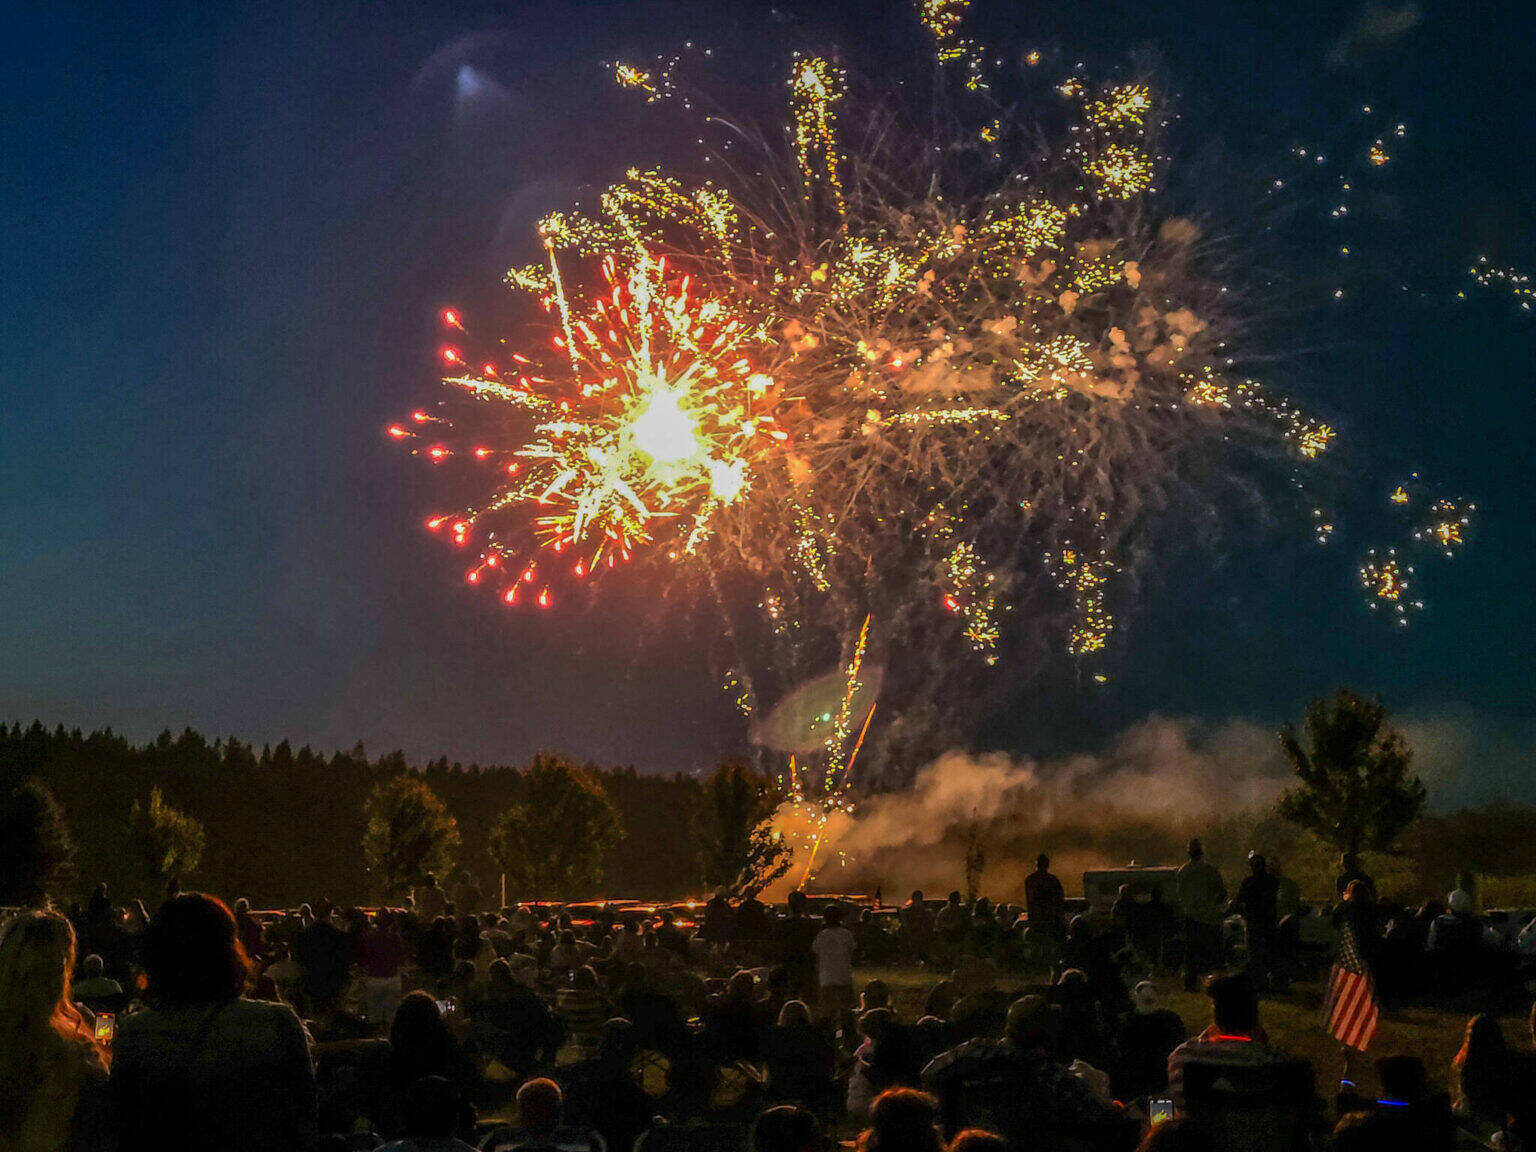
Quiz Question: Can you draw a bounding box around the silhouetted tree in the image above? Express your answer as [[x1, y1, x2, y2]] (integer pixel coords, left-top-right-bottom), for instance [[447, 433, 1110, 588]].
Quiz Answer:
[[362, 775, 460, 898], [0, 778, 76, 906], [488, 754, 623, 900], [1278, 689, 1426, 855], [962, 817, 987, 902], [694, 760, 790, 896], [129, 787, 205, 888]]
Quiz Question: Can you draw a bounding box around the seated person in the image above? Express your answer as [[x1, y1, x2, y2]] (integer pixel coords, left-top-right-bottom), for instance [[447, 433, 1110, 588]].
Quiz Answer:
[[479, 1077, 606, 1152], [763, 1000, 837, 1112], [923, 995, 1135, 1151], [71, 953, 124, 1007], [750, 1105, 827, 1152], [379, 1074, 478, 1152], [469, 959, 563, 1072], [1113, 981, 1186, 1101], [1166, 975, 1321, 1152], [561, 1020, 656, 1152], [1332, 1055, 1454, 1152]]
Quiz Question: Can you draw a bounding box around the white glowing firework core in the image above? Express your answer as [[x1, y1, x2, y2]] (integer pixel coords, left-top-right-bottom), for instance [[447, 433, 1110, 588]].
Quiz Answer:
[[629, 385, 700, 464]]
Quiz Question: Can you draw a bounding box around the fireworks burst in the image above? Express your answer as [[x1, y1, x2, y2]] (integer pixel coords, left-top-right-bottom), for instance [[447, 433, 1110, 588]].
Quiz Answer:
[[395, 1, 1354, 792], [1359, 548, 1421, 624]]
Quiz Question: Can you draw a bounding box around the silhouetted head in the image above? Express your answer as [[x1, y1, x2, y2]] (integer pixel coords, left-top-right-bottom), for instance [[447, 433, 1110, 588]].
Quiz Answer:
[[752, 1105, 825, 1152], [1004, 994, 1052, 1046], [402, 1075, 461, 1139], [1376, 1054, 1428, 1104], [143, 893, 249, 1006], [517, 1077, 563, 1136], [777, 999, 812, 1027], [860, 1089, 942, 1152], [1207, 974, 1259, 1037]]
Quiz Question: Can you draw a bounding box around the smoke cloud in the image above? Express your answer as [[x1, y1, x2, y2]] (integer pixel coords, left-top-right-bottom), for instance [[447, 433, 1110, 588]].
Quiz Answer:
[[776, 716, 1292, 900]]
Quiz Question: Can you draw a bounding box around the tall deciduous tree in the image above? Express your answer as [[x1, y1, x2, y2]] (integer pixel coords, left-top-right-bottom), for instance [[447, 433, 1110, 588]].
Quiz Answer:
[[362, 775, 461, 898], [1278, 689, 1426, 855], [488, 754, 623, 900], [129, 787, 205, 887], [0, 778, 76, 906], [694, 760, 791, 897]]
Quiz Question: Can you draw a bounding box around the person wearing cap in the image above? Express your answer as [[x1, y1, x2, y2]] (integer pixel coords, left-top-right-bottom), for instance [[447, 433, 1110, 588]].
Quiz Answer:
[[1230, 853, 1280, 990], [922, 995, 1135, 1150], [1427, 888, 1488, 994], [1113, 981, 1187, 1101]]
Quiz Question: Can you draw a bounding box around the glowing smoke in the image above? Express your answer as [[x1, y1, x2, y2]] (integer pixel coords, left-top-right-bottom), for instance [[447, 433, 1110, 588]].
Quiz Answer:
[[777, 716, 1292, 898]]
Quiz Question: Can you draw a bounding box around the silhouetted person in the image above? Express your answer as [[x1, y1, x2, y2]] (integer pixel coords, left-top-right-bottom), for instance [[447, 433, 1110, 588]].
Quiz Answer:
[[1114, 980, 1187, 1101], [1231, 854, 1279, 988], [379, 1074, 477, 1152], [901, 891, 935, 962], [1335, 853, 1376, 903], [414, 873, 449, 921], [923, 996, 1134, 1149], [751, 1105, 827, 1152], [1176, 840, 1226, 991], [1167, 974, 1321, 1152], [0, 911, 113, 1151], [479, 1076, 605, 1152], [111, 893, 316, 1151], [1025, 855, 1066, 942]]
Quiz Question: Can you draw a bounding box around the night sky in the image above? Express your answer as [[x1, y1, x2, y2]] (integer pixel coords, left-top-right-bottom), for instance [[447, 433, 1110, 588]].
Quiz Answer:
[[3, 0, 1531, 795]]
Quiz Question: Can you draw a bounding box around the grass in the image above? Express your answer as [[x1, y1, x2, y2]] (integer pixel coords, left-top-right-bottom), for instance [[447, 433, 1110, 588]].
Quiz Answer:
[[855, 967, 1474, 1098]]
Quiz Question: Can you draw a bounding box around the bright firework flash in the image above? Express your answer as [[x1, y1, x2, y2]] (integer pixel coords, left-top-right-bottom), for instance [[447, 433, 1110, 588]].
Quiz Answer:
[[390, 0, 1460, 794]]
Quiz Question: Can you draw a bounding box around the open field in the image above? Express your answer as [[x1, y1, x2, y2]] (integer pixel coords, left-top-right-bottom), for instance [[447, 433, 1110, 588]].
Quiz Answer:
[[857, 967, 1483, 1098]]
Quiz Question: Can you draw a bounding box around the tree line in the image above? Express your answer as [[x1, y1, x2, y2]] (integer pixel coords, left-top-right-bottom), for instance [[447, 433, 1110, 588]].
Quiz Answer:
[[0, 722, 783, 909], [1, 691, 1530, 912]]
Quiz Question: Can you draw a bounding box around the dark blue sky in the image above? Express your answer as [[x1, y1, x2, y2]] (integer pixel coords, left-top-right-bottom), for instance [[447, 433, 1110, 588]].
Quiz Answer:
[[2, 0, 1532, 791]]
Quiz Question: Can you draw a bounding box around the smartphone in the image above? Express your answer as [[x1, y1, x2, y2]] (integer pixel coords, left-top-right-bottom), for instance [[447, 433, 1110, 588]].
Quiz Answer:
[[436, 999, 455, 1015], [94, 1012, 115, 1045], [1148, 1098, 1174, 1125]]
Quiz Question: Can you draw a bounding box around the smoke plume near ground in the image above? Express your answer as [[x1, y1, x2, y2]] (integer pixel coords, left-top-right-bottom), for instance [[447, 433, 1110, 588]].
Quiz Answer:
[[775, 716, 1291, 899]]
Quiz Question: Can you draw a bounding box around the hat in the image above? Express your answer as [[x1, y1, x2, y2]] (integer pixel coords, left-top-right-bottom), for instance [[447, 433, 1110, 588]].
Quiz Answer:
[[1448, 888, 1474, 915]]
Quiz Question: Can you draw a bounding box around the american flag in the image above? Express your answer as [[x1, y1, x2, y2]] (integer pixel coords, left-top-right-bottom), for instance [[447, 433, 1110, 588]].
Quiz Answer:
[[1325, 920, 1380, 1051]]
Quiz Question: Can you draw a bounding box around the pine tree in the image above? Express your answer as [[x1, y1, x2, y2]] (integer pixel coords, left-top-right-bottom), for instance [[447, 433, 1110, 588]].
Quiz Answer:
[[0, 778, 76, 906]]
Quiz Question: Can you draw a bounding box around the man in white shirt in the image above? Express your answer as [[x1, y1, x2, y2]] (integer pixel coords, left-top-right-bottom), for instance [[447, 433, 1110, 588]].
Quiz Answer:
[[811, 904, 857, 1026]]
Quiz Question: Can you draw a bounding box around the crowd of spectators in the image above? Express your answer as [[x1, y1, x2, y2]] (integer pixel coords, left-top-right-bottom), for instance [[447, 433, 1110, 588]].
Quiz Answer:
[[6, 844, 1536, 1151]]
